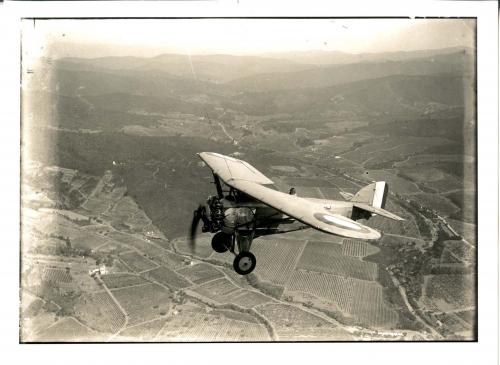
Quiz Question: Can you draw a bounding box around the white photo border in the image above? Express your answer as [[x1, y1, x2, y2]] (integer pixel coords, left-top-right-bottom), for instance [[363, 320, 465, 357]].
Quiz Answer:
[[1, 1, 497, 364]]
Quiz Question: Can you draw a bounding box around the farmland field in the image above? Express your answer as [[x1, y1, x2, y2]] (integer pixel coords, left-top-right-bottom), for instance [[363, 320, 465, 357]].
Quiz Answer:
[[145, 265, 192, 289], [107, 232, 168, 259], [256, 303, 347, 340], [75, 292, 125, 333], [191, 278, 240, 301], [155, 311, 270, 341], [297, 241, 377, 281], [251, 237, 307, 285], [71, 232, 108, 250], [102, 273, 148, 289], [119, 251, 158, 272], [112, 283, 171, 326], [34, 317, 98, 342], [84, 198, 112, 214], [117, 318, 168, 341], [223, 289, 271, 308], [285, 270, 354, 312], [42, 267, 73, 284], [350, 280, 398, 327], [176, 263, 224, 284], [342, 239, 379, 258]]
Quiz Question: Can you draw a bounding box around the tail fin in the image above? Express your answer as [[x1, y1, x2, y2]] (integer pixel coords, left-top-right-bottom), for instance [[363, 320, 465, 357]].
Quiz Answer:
[[351, 181, 388, 209]]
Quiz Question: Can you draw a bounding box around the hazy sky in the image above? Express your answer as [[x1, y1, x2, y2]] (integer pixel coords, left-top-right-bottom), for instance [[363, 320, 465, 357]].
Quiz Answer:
[[22, 18, 475, 59]]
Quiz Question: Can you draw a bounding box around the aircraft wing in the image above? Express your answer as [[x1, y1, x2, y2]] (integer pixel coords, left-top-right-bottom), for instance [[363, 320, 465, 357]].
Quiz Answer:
[[198, 152, 274, 185], [226, 179, 381, 240]]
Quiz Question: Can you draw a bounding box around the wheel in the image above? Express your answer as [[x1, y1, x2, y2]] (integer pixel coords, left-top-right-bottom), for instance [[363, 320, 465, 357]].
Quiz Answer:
[[233, 252, 256, 275], [211, 232, 231, 253]]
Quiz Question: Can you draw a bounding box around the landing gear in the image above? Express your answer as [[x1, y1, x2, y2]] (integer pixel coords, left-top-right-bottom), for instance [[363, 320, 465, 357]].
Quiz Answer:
[[211, 232, 231, 253], [233, 252, 256, 275]]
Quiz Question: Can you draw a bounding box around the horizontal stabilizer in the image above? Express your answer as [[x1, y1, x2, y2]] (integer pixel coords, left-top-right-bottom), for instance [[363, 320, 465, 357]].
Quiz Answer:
[[353, 203, 405, 221], [339, 191, 354, 200]]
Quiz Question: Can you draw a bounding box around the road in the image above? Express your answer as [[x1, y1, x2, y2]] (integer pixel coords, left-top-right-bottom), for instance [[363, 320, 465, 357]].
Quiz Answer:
[[218, 122, 238, 145], [388, 272, 443, 339]]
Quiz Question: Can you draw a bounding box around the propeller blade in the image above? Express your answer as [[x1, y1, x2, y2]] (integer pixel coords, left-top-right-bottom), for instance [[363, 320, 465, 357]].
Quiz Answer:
[[189, 205, 204, 252]]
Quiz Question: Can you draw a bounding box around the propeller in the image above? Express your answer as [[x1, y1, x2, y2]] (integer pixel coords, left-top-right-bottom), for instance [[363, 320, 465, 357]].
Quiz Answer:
[[189, 205, 205, 252]]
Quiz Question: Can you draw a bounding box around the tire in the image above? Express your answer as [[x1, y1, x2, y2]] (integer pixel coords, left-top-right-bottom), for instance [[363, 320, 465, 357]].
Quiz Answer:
[[233, 252, 256, 275], [211, 232, 231, 253]]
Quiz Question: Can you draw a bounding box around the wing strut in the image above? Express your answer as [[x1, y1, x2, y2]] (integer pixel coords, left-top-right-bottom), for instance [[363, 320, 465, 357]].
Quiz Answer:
[[213, 173, 224, 199]]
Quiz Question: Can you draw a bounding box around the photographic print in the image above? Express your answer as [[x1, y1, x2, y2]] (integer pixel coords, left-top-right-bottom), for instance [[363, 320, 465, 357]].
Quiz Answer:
[[20, 18, 476, 342]]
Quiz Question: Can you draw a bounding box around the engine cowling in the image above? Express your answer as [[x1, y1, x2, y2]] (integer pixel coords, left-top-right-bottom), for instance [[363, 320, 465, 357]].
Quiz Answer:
[[223, 207, 254, 230]]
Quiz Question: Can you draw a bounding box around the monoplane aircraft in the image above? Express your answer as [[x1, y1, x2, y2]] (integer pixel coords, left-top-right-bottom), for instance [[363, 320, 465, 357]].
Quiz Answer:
[[190, 152, 404, 275]]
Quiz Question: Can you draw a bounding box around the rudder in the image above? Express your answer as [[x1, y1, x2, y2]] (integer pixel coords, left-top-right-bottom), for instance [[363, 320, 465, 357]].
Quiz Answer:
[[350, 181, 388, 209]]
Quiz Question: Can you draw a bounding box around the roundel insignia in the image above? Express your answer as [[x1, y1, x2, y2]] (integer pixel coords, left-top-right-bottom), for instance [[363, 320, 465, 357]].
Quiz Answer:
[[313, 212, 370, 233]]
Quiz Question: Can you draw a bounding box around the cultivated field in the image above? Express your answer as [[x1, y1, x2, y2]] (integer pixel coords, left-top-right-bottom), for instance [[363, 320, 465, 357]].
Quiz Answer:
[[112, 283, 171, 326], [42, 267, 73, 284], [75, 292, 126, 333], [155, 311, 270, 341], [176, 263, 224, 284], [191, 277, 240, 301], [117, 318, 168, 341], [102, 273, 148, 289], [256, 303, 347, 340], [342, 239, 379, 258], [251, 237, 307, 285], [144, 265, 192, 289], [33, 317, 98, 342], [297, 241, 378, 281], [350, 280, 398, 327], [119, 251, 158, 273], [285, 270, 354, 312]]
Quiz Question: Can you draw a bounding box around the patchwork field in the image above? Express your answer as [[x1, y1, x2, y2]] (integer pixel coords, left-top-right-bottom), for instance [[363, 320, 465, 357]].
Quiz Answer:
[[119, 251, 158, 273], [155, 311, 270, 341], [350, 280, 398, 327], [75, 292, 126, 333], [111, 283, 172, 326], [177, 263, 224, 284], [102, 273, 148, 289], [256, 303, 348, 340], [251, 237, 307, 285], [285, 270, 354, 312], [145, 265, 192, 289], [342, 239, 379, 258], [117, 318, 168, 341], [297, 241, 378, 281], [33, 317, 98, 342]]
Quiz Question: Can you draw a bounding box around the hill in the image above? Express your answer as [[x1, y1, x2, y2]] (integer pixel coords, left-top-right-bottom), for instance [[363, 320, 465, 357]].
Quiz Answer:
[[227, 51, 474, 91], [57, 53, 311, 83]]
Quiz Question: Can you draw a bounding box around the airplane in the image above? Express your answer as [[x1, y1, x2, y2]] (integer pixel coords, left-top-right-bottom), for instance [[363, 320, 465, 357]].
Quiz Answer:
[[190, 152, 404, 275]]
